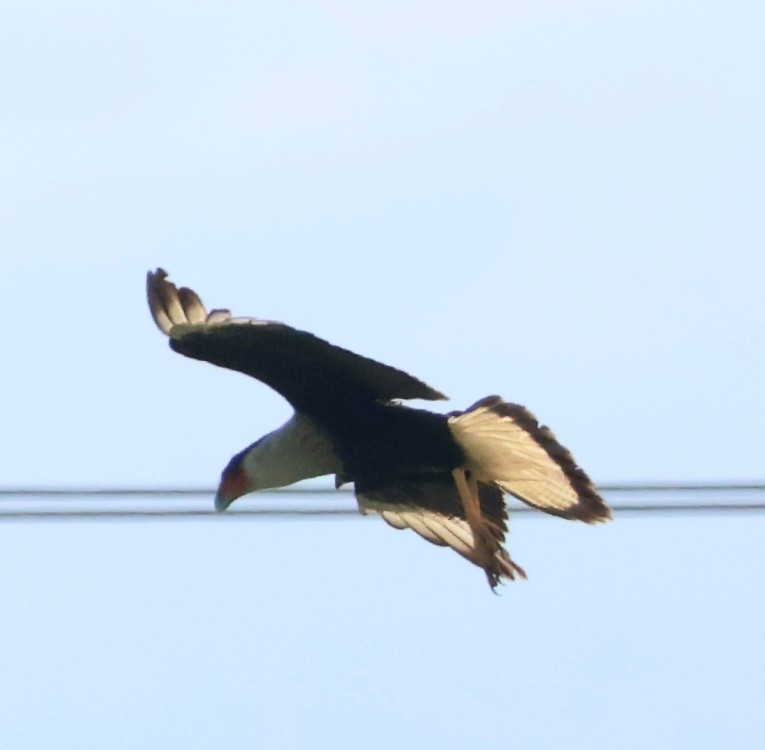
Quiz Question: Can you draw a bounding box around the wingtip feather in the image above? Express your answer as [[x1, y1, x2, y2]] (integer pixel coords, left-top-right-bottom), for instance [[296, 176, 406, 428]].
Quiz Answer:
[[147, 267, 211, 337], [146, 268, 174, 335]]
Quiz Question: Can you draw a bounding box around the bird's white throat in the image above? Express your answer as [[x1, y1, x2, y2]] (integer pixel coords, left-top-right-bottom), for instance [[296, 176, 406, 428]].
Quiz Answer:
[[242, 413, 343, 490]]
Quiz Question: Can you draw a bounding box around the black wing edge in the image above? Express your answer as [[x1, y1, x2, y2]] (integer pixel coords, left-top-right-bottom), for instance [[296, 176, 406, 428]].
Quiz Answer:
[[463, 396, 612, 524]]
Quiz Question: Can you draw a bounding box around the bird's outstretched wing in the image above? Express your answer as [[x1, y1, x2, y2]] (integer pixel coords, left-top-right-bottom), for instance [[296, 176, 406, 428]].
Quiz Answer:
[[448, 396, 610, 523], [147, 269, 446, 412], [355, 474, 526, 588]]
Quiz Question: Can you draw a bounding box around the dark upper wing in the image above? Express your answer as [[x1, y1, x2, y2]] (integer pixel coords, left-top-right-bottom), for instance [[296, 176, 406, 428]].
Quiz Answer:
[[147, 269, 446, 412]]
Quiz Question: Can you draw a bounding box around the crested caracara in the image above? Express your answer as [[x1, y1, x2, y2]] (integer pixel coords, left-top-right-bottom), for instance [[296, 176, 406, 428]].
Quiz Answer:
[[147, 269, 610, 588]]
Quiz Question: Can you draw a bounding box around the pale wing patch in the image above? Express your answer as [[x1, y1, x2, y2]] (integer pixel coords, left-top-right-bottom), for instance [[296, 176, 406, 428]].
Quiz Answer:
[[360, 498, 481, 559], [417, 513, 476, 556], [177, 288, 207, 325], [147, 269, 278, 337], [449, 397, 610, 522], [205, 309, 232, 326], [358, 496, 521, 583], [381, 508, 447, 547], [449, 401, 576, 508]]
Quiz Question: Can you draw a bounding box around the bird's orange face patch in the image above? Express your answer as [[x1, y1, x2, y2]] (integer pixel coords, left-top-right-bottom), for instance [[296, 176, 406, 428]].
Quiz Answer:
[[216, 463, 249, 509]]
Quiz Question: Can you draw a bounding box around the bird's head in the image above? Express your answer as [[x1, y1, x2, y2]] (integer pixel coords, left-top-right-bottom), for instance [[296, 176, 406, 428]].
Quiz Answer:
[[215, 449, 252, 512]]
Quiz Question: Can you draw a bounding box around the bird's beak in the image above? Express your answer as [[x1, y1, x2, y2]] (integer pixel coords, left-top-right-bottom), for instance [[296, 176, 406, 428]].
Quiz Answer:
[[215, 488, 234, 512], [215, 466, 248, 512]]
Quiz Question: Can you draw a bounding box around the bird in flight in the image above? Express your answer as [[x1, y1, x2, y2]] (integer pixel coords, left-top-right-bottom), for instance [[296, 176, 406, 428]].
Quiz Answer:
[[147, 269, 610, 588]]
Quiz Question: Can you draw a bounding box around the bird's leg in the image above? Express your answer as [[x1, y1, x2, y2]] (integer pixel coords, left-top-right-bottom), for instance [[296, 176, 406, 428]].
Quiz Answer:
[[451, 468, 496, 569], [461, 470, 527, 585]]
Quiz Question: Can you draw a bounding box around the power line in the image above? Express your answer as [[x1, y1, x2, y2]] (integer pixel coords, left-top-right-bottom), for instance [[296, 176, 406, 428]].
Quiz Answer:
[[1, 481, 764, 498], [0, 503, 764, 521], [0, 482, 763, 520]]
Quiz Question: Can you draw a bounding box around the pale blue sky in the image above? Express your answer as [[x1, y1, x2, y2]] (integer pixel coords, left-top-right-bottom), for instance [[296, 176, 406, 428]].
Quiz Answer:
[[1, 2, 763, 748]]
